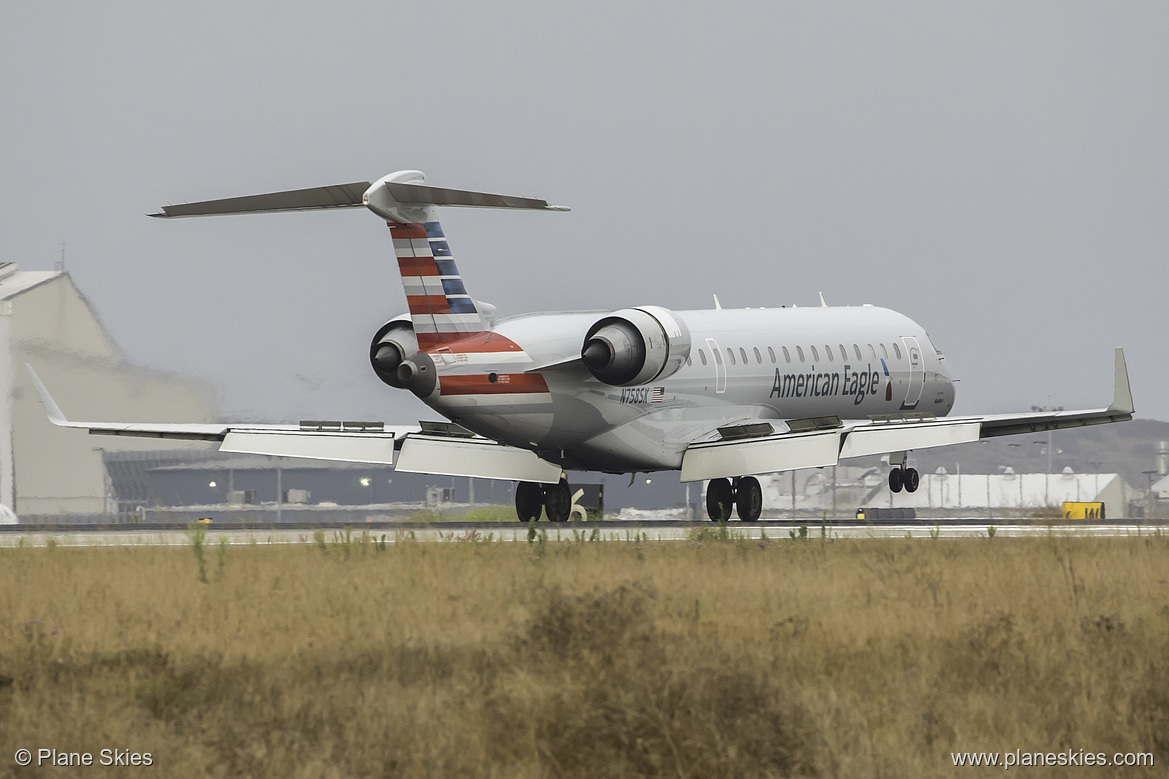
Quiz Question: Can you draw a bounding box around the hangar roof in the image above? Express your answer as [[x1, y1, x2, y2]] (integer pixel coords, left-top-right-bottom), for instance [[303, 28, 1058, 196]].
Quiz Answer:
[[0, 263, 62, 302]]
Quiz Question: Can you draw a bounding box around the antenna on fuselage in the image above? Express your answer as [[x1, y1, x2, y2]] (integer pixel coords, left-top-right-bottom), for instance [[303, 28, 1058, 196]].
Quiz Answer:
[[712, 294, 722, 310], [819, 292, 828, 307]]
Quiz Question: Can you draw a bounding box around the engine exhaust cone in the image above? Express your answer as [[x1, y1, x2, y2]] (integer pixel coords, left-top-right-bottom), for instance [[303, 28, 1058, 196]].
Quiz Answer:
[[581, 339, 613, 370], [396, 351, 437, 397], [374, 343, 403, 373]]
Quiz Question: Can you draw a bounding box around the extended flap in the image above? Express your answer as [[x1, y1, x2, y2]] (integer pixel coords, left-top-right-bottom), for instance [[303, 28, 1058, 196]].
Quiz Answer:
[[681, 430, 841, 482], [839, 421, 982, 460], [395, 435, 562, 483], [221, 431, 398, 464]]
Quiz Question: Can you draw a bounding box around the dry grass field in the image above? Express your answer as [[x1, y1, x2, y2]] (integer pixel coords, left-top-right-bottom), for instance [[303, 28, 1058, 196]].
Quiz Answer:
[[1, 528, 1166, 777]]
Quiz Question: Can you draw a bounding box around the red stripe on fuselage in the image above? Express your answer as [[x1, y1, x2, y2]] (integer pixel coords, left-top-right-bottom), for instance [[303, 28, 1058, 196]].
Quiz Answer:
[[439, 331, 524, 353], [416, 330, 522, 351], [440, 373, 549, 396]]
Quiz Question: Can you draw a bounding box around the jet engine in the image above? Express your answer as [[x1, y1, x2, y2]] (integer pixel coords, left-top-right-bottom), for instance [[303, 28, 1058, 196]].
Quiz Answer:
[[369, 315, 418, 389], [581, 306, 692, 386]]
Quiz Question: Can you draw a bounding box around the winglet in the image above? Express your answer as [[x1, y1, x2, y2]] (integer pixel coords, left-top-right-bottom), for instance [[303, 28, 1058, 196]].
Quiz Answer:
[[25, 364, 69, 426], [1109, 347, 1134, 415]]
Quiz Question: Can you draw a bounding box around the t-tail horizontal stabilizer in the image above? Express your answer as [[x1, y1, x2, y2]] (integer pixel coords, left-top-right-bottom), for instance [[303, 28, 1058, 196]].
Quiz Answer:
[[150, 170, 569, 223]]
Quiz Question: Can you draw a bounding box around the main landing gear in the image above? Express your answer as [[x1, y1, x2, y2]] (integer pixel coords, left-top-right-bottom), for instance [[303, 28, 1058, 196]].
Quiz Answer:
[[888, 466, 920, 493], [705, 476, 762, 523], [515, 478, 573, 522]]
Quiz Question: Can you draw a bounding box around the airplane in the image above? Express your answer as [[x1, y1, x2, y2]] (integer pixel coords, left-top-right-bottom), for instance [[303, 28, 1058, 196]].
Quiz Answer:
[[28, 170, 1135, 522]]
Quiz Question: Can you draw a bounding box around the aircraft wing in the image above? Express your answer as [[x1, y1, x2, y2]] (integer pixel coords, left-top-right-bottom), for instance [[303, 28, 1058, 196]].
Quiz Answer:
[[27, 365, 562, 480], [681, 348, 1133, 482], [27, 365, 409, 465]]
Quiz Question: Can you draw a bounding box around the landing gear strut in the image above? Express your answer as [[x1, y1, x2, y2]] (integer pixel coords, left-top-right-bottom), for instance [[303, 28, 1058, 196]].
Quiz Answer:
[[515, 478, 572, 522]]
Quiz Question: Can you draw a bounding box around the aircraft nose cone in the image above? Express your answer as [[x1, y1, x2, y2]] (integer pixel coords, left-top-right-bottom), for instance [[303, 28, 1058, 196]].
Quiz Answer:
[[582, 339, 613, 370]]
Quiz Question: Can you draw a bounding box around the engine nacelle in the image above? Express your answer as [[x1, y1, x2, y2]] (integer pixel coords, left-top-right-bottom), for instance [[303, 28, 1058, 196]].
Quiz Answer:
[[581, 306, 692, 386], [369, 315, 418, 389]]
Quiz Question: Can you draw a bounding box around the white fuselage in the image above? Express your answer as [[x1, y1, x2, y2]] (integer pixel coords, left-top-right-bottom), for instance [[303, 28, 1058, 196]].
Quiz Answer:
[[416, 305, 955, 473]]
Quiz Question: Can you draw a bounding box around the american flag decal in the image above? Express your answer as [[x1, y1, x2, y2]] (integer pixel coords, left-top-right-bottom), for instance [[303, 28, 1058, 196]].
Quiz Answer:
[[651, 386, 665, 403]]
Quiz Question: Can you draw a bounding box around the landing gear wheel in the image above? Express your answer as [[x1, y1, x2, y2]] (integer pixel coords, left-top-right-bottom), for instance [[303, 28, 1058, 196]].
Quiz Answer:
[[544, 478, 571, 522], [706, 478, 734, 522], [736, 476, 763, 522], [515, 482, 543, 522], [903, 468, 920, 493], [888, 468, 903, 494]]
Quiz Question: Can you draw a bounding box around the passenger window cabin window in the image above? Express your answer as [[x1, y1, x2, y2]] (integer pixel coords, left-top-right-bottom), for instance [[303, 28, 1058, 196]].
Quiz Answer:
[[783, 346, 791, 363], [699, 350, 707, 366], [893, 343, 902, 360], [824, 345, 833, 361], [713, 349, 723, 365], [853, 344, 862, 361], [811, 345, 820, 362], [868, 344, 877, 360], [753, 347, 762, 364], [739, 347, 748, 364], [880, 343, 889, 360], [727, 348, 736, 366], [796, 346, 805, 362], [840, 344, 848, 361], [767, 347, 776, 363]]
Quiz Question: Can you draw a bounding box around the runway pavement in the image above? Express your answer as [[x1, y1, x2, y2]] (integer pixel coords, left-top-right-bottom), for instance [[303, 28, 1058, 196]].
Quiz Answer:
[[0, 518, 1164, 547]]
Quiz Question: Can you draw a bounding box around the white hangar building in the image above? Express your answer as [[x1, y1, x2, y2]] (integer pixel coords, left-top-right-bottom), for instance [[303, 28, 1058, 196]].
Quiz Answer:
[[0, 263, 218, 519]]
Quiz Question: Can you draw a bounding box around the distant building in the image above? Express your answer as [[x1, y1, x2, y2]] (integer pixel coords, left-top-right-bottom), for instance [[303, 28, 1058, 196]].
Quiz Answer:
[[0, 263, 218, 517], [876, 467, 1132, 514], [721, 465, 1135, 518]]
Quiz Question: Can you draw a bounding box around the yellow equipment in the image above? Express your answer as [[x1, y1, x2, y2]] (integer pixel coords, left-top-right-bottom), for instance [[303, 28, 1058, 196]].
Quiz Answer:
[[1062, 502, 1105, 520]]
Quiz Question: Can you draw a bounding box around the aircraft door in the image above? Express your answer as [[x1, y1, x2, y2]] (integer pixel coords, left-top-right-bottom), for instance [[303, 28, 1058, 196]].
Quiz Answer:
[[705, 338, 726, 394], [900, 335, 924, 409]]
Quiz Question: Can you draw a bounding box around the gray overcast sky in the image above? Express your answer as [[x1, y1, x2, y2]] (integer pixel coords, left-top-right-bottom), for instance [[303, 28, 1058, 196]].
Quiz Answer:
[[3, 2, 1167, 423]]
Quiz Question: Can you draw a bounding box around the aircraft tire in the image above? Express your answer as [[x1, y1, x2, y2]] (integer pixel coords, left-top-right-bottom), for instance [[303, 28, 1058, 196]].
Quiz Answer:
[[706, 478, 734, 522], [888, 468, 903, 493], [736, 476, 762, 522], [515, 482, 544, 522], [544, 478, 572, 522], [904, 468, 920, 493]]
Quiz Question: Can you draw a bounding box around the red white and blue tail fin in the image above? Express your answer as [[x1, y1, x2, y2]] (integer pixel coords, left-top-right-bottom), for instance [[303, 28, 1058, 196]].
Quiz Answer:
[[390, 220, 486, 349]]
